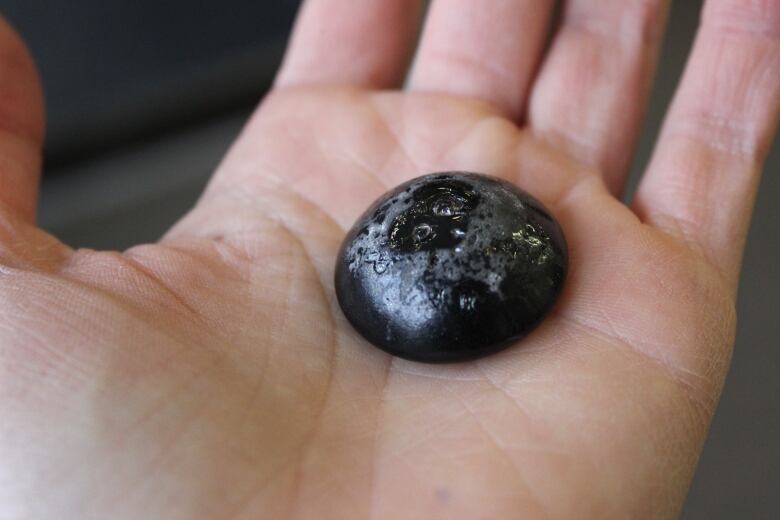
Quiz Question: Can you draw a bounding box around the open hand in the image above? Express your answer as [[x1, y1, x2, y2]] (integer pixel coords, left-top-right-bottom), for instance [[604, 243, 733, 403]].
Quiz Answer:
[[1, 1, 779, 518]]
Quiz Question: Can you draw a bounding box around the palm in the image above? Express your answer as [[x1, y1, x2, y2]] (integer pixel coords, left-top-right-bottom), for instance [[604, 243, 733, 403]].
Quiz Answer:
[[2, 2, 778, 519], [1, 88, 727, 518]]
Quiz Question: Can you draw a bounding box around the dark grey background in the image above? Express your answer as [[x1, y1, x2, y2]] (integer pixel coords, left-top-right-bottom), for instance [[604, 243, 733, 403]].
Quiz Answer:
[[3, 1, 778, 517]]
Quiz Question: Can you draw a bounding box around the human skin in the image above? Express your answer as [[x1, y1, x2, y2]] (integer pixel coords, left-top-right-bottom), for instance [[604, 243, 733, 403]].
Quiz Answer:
[[0, 1, 778, 518]]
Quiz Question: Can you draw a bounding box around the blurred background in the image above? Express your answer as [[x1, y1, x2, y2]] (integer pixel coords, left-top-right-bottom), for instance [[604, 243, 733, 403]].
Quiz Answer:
[[3, 1, 778, 517]]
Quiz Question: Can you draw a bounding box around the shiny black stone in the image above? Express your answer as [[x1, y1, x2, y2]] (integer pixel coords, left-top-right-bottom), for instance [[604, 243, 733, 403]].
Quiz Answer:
[[335, 172, 568, 363]]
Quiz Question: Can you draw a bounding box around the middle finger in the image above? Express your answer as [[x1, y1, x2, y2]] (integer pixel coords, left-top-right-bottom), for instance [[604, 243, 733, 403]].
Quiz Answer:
[[410, 0, 556, 119]]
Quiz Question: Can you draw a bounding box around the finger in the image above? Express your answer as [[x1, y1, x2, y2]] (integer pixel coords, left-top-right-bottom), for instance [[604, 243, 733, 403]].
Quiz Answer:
[[0, 16, 45, 223], [529, 0, 671, 195], [275, 0, 425, 89], [410, 0, 555, 118], [633, 0, 780, 282]]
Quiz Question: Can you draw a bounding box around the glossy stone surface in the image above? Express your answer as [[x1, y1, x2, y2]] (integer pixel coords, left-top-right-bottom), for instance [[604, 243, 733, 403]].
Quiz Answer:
[[335, 172, 568, 363]]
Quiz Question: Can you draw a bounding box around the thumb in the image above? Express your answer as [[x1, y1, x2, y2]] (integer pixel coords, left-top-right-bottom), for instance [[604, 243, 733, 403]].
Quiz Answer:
[[0, 15, 44, 224]]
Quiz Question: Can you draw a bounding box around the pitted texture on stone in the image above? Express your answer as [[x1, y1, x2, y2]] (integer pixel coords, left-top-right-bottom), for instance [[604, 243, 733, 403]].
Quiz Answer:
[[335, 172, 568, 363]]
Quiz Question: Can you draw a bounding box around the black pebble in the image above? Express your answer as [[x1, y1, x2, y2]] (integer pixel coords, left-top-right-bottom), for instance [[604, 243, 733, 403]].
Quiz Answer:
[[335, 172, 568, 363]]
